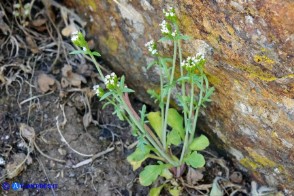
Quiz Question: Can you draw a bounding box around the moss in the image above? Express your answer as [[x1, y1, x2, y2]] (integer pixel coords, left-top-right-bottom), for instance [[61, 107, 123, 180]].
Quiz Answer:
[[102, 36, 118, 53], [179, 14, 197, 38], [206, 72, 221, 86], [78, 0, 97, 11]]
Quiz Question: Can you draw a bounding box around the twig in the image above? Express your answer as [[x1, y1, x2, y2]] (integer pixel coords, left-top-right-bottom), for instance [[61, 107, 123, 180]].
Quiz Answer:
[[72, 147, 115, 168], [56, 117, 93, 157], [34, 141, 66, 163]]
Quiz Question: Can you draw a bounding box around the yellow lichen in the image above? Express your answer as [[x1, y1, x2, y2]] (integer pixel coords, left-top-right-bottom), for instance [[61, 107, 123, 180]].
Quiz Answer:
[[237, 64, 277, 82], [240, 158, 258, 170], [246, 147, 277, 167], [253, 55, 275, 69]]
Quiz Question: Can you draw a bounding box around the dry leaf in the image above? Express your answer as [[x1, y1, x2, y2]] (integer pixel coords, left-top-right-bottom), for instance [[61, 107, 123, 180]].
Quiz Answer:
[[61, 77, 69, 88], [62, 64, 86, 88], [37, 73, 56, 93], [83, 112, 92, 128], [61, 22, 78, 37], [186, 167, 204, 185], [25, 33, 39, 53], [19, 123, 36, 142], [31, 18, 47, 27], [6, 153, 27, 179], [30, 18, 47, 32]]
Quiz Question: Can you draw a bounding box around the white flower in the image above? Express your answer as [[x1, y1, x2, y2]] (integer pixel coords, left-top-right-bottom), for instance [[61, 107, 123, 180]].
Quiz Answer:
[[111, 72, 116, 77], [93, 85, 103, 96], [93, 85, 99, 91], [196, 52, 205, 59], [71, 31, 79, 42], [160, 20, 169, 34], [171, 31, 176, 37], [82, 47, 87, 51], [145, 40, 154, 47], [151, 49, 157, 55]]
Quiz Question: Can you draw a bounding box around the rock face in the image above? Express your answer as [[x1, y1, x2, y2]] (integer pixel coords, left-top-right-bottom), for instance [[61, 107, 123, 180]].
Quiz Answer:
[[65, 0, 294, 192]]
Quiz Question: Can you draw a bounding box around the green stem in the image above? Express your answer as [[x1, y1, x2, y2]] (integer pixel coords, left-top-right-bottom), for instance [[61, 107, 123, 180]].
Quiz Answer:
[[162, 41, 178, 150], [117, 93, 178, 166], [189, 76, 204, 144], [179, 76, 194, 163], [159, 60, 165, 146], [90, 53, 105, 81]]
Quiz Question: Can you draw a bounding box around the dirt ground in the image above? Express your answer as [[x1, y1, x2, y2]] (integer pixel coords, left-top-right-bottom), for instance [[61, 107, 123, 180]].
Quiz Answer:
[[0, 1, 283, 196]]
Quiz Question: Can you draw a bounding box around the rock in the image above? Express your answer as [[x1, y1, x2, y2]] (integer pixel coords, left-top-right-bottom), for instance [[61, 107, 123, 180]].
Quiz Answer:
[[65, 0, 294, 192]]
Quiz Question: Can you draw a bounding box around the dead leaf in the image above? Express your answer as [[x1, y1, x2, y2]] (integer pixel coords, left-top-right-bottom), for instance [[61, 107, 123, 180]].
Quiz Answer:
[[61, 21, 78, 37], [31, 18, 47, 27], [62, 64, 86, 88], [186, 167, 204, 185], [83, 112, 92, 128], [61, 77, 69, 88], [30, 18, 47, 32], [37, 73, 56, 93], [25, 33, 39, 53], [6, 153, 27, 179], [19, 123, 35, 142]]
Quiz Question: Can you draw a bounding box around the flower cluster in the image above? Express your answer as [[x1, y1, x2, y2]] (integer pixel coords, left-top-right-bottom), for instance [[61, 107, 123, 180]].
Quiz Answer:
[[105, 72, 119, 90], [93, 85, 104, 97], [181, 53, 205, 72], [71, 31, 79, 42], [160, 7, 178, 37], [159, 20, 170, 35], [145, 40, 158, 55], [71, 31, 87, 48], [163, 6, 176, 19]]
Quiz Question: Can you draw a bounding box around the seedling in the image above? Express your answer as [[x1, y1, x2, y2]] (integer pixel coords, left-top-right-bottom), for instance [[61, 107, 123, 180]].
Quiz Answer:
[[70, 6, 214, 195]]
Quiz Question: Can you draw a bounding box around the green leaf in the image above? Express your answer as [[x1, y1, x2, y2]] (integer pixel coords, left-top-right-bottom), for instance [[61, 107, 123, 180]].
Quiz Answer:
[[149, 185, 164, 196], [160, 168, 173, 180], [147, 112, 163, 140], [189, 134, 210, 151], [147, 60, 157, 70], [122, 87, 135, 93], [139, 164, 164, 186], [127, 147, 150, 171], [167, 129, 181, 146], [167, 108, 185, 139], [147, 89, 160, 103], [69, 50, 85, 55], [159, 36, 172, 42], [168, 187, 181, 196], [99, 91, 112, 101], [139, 105, 147, 125], [185, 151, 205, 168], [177, 34, 191, 40], [91, 51, 101, 57]]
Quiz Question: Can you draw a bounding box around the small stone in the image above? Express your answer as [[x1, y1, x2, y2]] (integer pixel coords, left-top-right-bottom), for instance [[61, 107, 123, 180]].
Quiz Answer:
[[0, 156, 5, 166], [230, 171, 243, 184]]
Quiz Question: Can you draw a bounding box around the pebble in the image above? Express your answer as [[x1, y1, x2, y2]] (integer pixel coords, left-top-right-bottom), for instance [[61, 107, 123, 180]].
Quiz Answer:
[[0, 156, 5, 166]]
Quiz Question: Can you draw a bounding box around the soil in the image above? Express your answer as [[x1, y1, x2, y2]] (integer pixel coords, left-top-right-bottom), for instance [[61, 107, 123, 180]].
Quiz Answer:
[[0, 1, 280, 196]]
